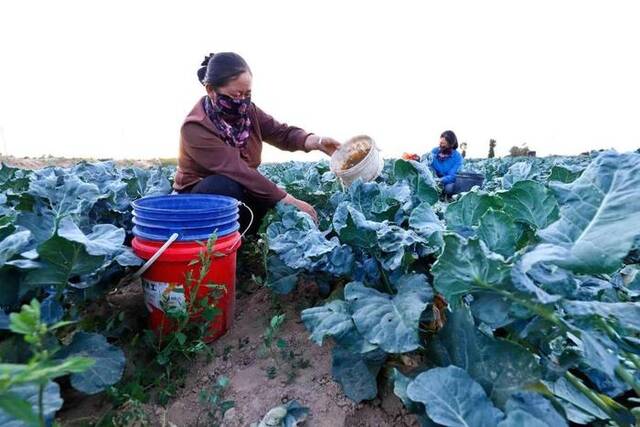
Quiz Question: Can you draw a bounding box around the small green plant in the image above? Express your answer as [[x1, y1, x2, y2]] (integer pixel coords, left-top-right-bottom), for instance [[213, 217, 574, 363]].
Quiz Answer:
[[107, 397, 149, 427], [140, 235, 226, 405], [259, 314, 286, 360], [266, 366, 278, 380], [258, 314, 310, 383], [196, 376, 234, 427], [222, 345, 233, 361], [258, 314, 286, 379], [0, 299, 94, 427]]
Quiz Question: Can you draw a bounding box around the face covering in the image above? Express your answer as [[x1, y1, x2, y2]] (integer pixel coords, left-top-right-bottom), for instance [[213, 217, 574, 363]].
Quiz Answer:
[[204, 94, 252, 148], [214, 93, 251, 119]]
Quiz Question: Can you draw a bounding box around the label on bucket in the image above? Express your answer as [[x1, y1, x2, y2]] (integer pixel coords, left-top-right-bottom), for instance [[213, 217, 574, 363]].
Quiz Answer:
[[142, 279, 186, 313]]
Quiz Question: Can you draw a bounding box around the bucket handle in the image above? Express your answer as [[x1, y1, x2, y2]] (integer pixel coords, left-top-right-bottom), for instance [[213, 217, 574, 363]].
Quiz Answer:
[[132, 202, 254, 280]]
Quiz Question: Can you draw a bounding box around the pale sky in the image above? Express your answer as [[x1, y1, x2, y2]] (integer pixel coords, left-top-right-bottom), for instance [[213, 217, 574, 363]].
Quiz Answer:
[[1, 0, 639, 162]]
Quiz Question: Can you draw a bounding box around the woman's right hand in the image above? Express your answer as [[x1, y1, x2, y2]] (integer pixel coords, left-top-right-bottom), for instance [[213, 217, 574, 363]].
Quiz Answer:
[[282, 194, 318, 224]]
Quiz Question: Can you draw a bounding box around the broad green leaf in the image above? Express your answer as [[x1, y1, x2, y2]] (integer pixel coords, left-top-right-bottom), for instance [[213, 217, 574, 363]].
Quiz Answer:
[[0, 214, 14, 236], [265, 255, 299, 295], [548, 165, 582, 183], [331, 347, 387, 403], [477, 209, 518, 258], [344, 180, 411, 221], [23, 235, 104, 291], [27, 170, 102, 218], [57, 218, 125, 257], [0, 381, 63, 427], [391, 369, 425, 414], [55, 332, 125, 394], [538, 151, 640, 274], [577, 331, 619, 385], [114, 247, 143, 267], [498, 409, 548, 427], [444, 191, 503, 230], [0, 231, 31, 267], [15, 211, 56, 244], [301, 300, 353, 346], [502, 161, 537, 189], [268, 208, 342, 270], [282, 400, 309, 427], [426, 308, 542, 408], [301, 300, 376, 353], [409, 202, 441, 232], [504, 392, 567, 427], [498, 180, 558, 229], [0, 163, 31, 194], [124, 167, 172, 198], [345, 275, 433, 353], [407, 366, 504, 427], [393, 159, 439, 204], [549, 374, 634, 425], [562, 300, 640, 332], [470, 292, 514, 329], [376, 224, 424, 270], [545, 377, 608, 424], [509, 256, 563, 305], [333, 202, 382, 249], [409, 202, 445, 252], [324, 244, 355, 276], [432, 235, 509, 304], [516, 252, 577, 298]]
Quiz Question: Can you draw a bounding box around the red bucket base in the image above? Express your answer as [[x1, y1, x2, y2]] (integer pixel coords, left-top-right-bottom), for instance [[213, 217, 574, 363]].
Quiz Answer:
[[132, 232, 240, 343]]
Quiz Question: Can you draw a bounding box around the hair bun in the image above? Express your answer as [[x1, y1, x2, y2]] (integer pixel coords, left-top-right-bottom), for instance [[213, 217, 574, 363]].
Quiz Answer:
[[200, 53, 215, 67]]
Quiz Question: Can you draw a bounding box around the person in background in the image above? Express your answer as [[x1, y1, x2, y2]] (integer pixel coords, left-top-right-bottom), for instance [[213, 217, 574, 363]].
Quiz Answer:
[[430, 130, 464, 196], [174, 52, 341, 233]]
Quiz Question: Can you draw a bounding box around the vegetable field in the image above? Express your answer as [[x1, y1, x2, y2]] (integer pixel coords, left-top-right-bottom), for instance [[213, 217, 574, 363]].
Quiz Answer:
[[1, 150, 640, 426]]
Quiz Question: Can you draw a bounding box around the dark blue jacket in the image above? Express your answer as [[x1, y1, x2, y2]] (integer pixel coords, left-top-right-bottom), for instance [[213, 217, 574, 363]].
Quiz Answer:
[[430, 147, 463, 185]]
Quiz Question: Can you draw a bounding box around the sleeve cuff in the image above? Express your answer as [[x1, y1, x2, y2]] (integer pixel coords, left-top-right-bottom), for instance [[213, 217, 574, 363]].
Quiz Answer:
[[300, 133, 314, 153]]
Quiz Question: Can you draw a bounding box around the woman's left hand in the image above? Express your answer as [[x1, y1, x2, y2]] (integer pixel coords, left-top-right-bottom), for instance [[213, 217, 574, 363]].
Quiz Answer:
[[305, 135, 341, 156]]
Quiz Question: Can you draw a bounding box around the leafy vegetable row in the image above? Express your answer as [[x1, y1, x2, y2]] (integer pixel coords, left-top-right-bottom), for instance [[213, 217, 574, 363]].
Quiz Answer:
[[262, 152, 640, 426], [0, 161, 174, 423]]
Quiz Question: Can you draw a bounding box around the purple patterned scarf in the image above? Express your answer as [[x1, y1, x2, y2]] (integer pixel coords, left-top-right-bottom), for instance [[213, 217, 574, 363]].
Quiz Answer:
[[204, 94, 252, 148]]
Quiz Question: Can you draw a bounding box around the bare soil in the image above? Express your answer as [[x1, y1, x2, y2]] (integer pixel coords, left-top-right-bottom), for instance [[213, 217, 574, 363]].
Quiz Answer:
[[159, 283, 418, 427], [58, 268, 419, 427], [0, 155, 176, 170]]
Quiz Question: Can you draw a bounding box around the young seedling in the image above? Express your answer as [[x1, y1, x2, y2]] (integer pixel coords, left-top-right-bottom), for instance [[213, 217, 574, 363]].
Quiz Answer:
[[196, 376, 234, 427], [258, 314, 310, 383], [141, 234, 226, 404]]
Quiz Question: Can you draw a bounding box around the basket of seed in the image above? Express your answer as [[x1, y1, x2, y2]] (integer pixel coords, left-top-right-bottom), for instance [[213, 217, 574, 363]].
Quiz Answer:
[[330, 135, 383, 187]]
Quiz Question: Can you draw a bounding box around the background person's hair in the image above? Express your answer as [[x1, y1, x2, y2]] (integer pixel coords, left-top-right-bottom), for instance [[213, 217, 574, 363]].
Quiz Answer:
[[440, 130, 459, 150], [197, 52, 251, 89]]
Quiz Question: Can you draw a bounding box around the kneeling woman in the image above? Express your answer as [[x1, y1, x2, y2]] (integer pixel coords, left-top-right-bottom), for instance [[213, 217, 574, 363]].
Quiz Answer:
[[174, 52, 340, 233], [430, 130, 463, 196]]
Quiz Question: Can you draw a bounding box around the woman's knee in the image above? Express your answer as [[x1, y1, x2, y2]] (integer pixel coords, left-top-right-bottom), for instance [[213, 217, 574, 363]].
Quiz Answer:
[[191, 175, 245, 199], [443, 183, 456, 195]]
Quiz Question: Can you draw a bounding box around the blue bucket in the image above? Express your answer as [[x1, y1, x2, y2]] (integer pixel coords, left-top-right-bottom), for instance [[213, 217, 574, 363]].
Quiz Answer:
[[131, 194, 240, 241], [132, 212, 239, 229]]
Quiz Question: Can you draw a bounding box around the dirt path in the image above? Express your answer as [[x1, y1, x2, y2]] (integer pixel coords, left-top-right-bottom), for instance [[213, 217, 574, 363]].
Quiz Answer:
[[58, 279, 418, 427], [157, 282, 418, 426]]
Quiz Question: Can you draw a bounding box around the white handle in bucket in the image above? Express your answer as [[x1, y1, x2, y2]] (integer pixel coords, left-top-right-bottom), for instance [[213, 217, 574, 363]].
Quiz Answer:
[[132, 202, 254, 279]]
